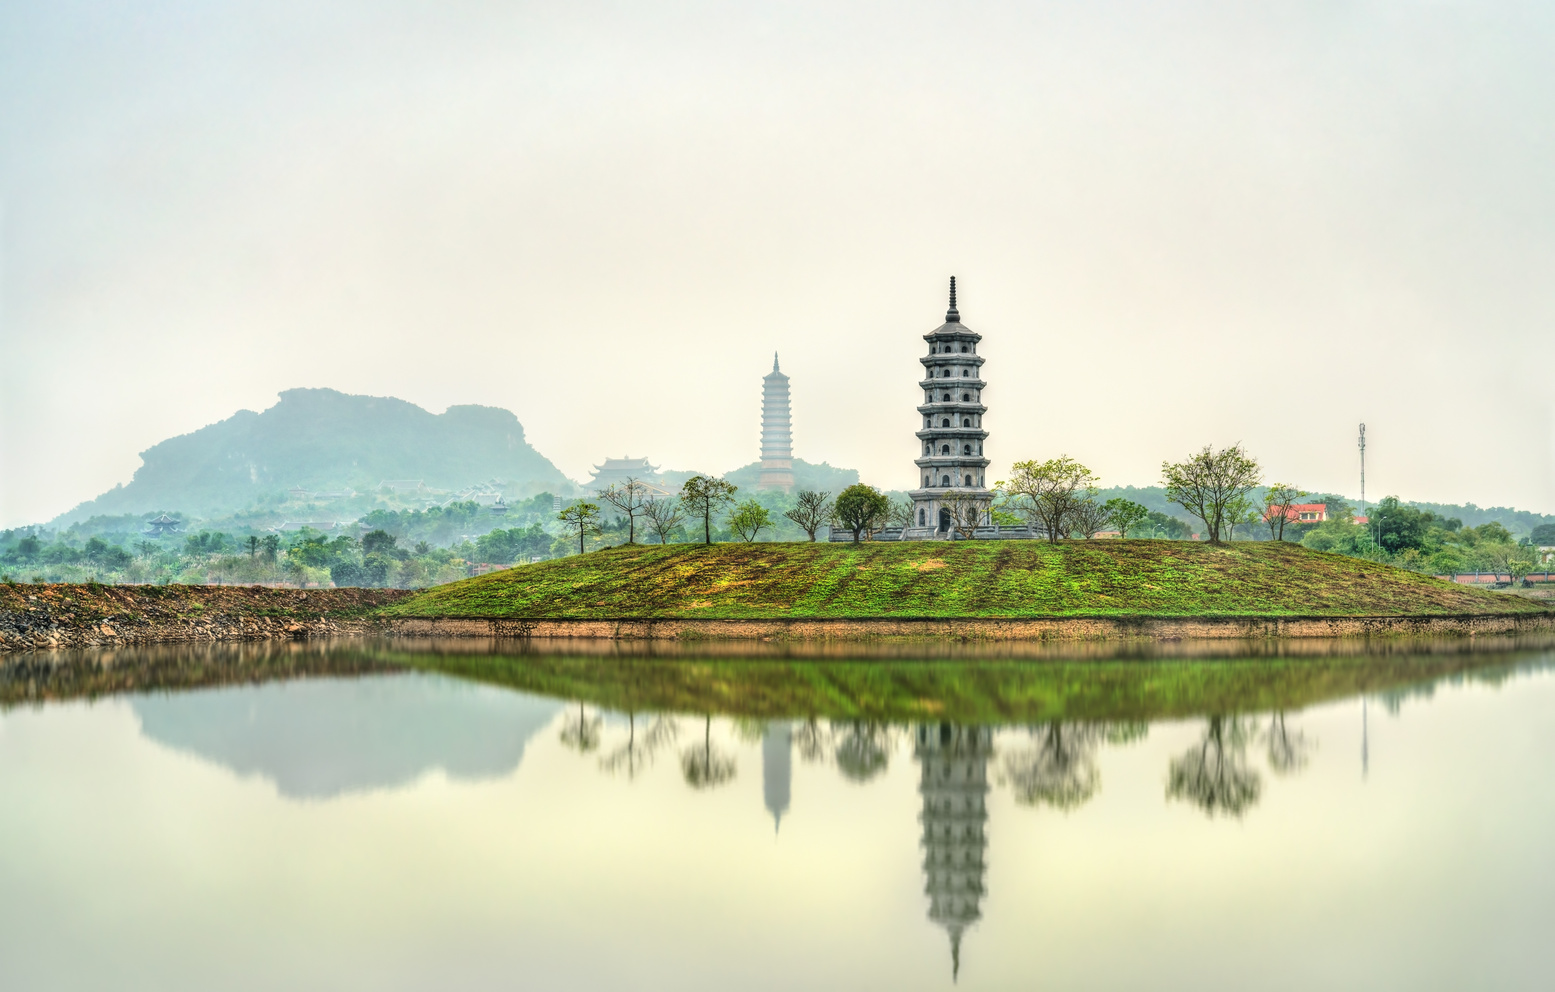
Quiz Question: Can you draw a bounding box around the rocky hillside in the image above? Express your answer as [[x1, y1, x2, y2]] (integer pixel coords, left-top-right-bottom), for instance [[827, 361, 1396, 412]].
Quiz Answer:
[[52, 388, 570, 524]]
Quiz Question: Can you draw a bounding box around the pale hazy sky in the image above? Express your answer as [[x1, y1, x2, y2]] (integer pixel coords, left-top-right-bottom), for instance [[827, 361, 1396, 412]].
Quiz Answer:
[[3, 1, 1553, 526]]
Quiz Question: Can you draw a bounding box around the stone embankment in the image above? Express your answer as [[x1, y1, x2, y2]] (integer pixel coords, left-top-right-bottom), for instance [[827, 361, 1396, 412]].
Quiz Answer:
[[0, 583, 411, 653]]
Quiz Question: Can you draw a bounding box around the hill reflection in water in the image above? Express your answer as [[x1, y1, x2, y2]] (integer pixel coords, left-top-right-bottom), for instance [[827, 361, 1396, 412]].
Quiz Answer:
[[132, 674, 560, 800]]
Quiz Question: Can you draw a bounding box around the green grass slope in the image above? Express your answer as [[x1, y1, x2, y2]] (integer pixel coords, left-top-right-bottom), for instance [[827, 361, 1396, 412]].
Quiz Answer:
[[384, 541, 1548, 619]]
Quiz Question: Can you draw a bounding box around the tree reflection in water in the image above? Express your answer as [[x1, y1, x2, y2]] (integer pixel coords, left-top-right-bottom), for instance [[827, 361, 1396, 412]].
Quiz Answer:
[[680, 714, 737, 789], [558, 702, 603, 754], [999, 723, 1102, 810], [1166, 716, 1262, 818], [1264, 712, 1312, 775], [834, 722, 894, 783], [598, 712, 679, 780]]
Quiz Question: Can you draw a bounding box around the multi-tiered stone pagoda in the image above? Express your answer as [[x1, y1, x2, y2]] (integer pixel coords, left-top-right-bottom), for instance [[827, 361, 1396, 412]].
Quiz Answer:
[[907, 277, 991, 537], [757, 353, 795, 492]]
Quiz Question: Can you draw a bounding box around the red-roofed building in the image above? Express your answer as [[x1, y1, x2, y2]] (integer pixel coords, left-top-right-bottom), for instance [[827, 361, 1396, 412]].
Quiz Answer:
[[1265, 503, 1329, 524]]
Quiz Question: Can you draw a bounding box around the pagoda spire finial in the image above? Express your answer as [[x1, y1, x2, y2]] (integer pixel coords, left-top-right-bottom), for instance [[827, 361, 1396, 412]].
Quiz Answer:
[[946, 276, 959, 323], [773, 351, 780, 372]]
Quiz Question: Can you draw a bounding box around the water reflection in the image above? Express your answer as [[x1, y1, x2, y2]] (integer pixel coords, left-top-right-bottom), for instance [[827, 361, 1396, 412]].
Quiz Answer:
[[5, 639, 1555, 989], [917, 724, 992, 981], [763, 722, 791, 831], [134, 675, 561, 800]]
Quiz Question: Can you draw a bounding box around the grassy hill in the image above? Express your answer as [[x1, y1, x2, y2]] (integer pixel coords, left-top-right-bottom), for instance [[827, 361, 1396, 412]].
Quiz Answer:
[[384, 541, 1548, 620]]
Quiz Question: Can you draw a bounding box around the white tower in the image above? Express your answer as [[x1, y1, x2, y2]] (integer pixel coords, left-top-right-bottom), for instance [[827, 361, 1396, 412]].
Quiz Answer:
[[758, 354, 795, 492], [908, 277, 991, 538]]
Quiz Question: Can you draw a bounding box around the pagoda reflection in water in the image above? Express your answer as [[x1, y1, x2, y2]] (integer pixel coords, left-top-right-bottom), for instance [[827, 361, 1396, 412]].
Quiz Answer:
[[916, 723, 992, 982]]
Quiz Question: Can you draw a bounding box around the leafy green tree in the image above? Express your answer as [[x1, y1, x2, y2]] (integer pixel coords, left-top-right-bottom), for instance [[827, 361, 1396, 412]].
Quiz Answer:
[[246, 535, 261, 559], [727, 499, 772, 542], [679, 476, 738, 544], [1103, 498, 1150, 539], [557, 502, 602, 554], [783, 490, 833, 542], [1531, 524, 1555, 547], [330, 560, 365, 587], [1372, 496, 1429, 554], [362, 529, 397, 557], [1223, 496, 1261, 541], [1261, 483, 1307, 541], [833, 484, 891, 542], [1162, 443, 1262, 544], [1000, 456, 1098, 542], [261, 534, 280, 562]]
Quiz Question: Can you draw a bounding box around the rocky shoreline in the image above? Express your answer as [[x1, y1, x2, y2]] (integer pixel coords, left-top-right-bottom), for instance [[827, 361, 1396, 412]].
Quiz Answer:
[[0, 583, 411, 653]]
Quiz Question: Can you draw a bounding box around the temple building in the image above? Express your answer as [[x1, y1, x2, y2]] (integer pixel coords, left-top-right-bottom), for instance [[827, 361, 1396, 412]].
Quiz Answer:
[[907, 277, 992, 538], [916, 722, 993, 982], [587, 457, 661, 492], [757, 354, 796, 492]]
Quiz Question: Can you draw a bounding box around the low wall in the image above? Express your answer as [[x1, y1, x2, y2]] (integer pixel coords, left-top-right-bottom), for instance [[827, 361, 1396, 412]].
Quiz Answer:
[[387, 612, 1555, 642]]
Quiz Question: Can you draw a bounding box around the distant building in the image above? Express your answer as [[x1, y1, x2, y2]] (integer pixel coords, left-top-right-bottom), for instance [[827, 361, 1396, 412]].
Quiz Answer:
[[142, 513, 183, 537], [1266, 503, 1330, 524], [587, 457, 661, 493], [758, 354, 795, 493], [274, 521, 345, 533], [289, 486, 357, 502], [377, 480, 426, 494]]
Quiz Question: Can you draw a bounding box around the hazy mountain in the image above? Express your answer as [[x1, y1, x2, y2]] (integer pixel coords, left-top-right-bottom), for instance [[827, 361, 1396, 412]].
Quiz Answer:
[[52, 388, 570, 524]]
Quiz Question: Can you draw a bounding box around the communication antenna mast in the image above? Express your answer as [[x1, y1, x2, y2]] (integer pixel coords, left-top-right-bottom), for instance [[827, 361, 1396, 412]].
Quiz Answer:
[[1358, 423, 1367, 519]]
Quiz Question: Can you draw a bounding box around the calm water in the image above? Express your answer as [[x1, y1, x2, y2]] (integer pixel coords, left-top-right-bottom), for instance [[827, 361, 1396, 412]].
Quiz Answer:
[[3, 639, 1554, 990]]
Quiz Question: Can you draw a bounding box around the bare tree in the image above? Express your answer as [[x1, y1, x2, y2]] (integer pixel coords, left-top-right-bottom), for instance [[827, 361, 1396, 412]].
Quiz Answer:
[[940, 489, 990, 540], [1161, 443, 1263, 545], [1000, 456, 1098, 542], [642, 497, 686, 544], [1262, 483, 1307, 541], [1068, 498, 1113, 539], [597, 477, 651, 544], [783, 490, 833, 541]]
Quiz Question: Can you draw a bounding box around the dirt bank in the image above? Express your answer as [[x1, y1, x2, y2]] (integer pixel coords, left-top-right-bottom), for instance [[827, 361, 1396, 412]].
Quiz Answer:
[[0, 583, 411, 653], [386, 612, 1555, 642]]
